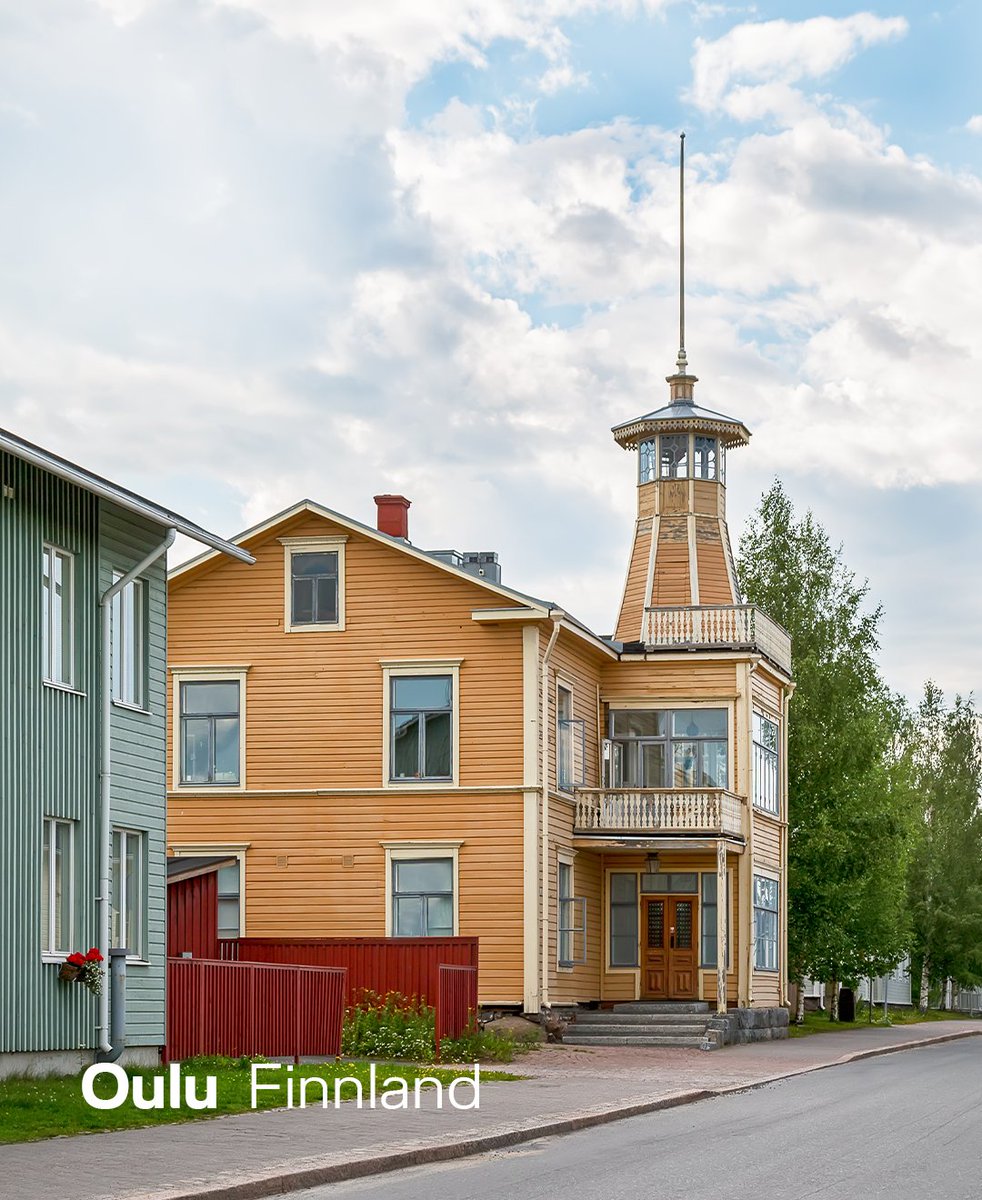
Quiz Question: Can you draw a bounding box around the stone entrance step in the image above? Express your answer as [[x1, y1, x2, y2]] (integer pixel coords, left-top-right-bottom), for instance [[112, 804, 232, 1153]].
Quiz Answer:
[[613, 1001, 710, 1014]]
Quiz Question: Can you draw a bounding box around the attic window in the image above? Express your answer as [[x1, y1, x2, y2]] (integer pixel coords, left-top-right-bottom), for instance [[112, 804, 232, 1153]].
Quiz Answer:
[[279, 535, 348, 633]]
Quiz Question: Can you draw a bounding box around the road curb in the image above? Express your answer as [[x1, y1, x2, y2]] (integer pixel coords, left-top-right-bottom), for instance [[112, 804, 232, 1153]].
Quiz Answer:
[[151, 1028, 982, 1200]]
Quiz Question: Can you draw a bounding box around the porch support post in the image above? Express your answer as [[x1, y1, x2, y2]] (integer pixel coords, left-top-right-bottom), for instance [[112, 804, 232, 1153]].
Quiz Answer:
[[716, 839, 727, 1015]]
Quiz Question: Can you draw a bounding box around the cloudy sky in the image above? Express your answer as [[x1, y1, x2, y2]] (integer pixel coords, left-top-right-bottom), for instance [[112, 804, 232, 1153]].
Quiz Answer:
[[2, 0, 981, 700]]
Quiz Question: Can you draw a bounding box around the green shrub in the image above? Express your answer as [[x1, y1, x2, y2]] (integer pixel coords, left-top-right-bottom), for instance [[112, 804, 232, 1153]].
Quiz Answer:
[[341, 990, 437, 1062], [440, 1026, 539, 1064]]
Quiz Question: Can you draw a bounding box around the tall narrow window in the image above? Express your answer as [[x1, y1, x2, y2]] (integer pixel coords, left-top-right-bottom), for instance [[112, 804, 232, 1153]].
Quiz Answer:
[[558, 860, 573, 966], [112, 573, 145, 708], [41, 818, 73, 956], [753, 711, 780, 814], [180, 680, 241, 785], [392, 858, 454, 937], [609, 873, 638, 967], [217, 860, 241, 939], [112, 829, 144, 959], [557, 684, 574, 792], [694, 436, 718, 480], [754, 875, 779, 971], [41, 544, 73, 686], [638, 439, 657, 483], [700, 872, 730, 968], [390, 675, 453, 781]]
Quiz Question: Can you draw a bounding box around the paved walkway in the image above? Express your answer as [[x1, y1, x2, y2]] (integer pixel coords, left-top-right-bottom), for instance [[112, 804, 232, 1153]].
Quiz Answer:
[[3, 1022, 979, 1200]]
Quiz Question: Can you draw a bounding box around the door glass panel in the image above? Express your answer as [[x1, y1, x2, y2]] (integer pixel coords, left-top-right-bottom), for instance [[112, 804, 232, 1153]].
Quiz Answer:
[[675, 901, 693, 950], [672, 741, 699, 786], [647, 901, 664, 949]]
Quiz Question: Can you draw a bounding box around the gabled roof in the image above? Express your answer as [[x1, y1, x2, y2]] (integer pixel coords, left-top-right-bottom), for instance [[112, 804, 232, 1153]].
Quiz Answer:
[[0, 427, 255, 564], [169, 498, 618, 658]]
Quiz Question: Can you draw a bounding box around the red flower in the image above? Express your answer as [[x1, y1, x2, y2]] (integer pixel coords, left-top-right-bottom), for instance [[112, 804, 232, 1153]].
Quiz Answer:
[[85, 948, 104, 962], [67, 952, 85, 966]]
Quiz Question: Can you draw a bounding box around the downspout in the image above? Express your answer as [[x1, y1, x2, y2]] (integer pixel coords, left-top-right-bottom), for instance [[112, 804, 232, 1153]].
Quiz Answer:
[[97, 527, 176, 1056], [539, 611, 563, 1012]]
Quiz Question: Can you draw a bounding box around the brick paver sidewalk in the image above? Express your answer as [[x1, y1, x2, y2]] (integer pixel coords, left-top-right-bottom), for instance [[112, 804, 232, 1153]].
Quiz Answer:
[[2, 1022, 978, 1200]]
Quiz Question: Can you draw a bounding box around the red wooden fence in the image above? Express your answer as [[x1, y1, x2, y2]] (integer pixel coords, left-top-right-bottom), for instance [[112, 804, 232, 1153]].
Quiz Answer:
[[219, 937, 479, 1007], [435, 964, 479, 1060], [165, 958, 346, 1063], [168, 873, 220, 961]]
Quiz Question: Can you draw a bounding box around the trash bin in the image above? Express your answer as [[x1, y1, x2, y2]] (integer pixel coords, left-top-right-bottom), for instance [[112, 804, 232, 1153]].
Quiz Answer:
[[839, 986, 856, 1022]]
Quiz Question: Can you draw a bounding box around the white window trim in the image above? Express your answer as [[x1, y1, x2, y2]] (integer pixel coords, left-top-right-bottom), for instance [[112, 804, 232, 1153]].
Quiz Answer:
[[604, 867, 642, 976], [381, 840, 462, 937], [112, 827, 146, 963], [752, 707, 781, 815], [171, 667, 249, 792], [111, 571, 147, 712], [699, 866, 735, 972], [169, 843, 250, 937], [752, 868, 781, 974], [380, 659, 462, 789], [41, 817, 74, 962], [280, 535, 348, 633], [556, 677, 575, 796], [557, 850, 576, 971], [604, 699, 736, 794], [42, 543, 75, 689]]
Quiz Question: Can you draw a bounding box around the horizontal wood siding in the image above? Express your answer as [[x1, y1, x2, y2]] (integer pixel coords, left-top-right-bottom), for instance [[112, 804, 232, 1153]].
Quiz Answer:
[[549, 629, 604, 793], [168, 791, 525, 1004], [547, 803, 602, 1004], [601, 659, 738, 701], [751, 667, 783, 716], [753, 815, 782, 872]]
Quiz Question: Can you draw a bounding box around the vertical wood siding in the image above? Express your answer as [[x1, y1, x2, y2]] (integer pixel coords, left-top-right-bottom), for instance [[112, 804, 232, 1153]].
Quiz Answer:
[[0, 453, 100, 1053], [100, 503, 168, 1047], [168, 872, 220, 960]]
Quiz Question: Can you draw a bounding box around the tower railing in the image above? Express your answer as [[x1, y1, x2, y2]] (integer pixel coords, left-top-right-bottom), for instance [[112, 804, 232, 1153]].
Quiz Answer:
[[642, 604, 791, 675]]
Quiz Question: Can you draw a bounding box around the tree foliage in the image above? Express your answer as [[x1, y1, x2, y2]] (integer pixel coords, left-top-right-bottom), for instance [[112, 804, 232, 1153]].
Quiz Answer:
[[738, 481, 915, 1006], [908, 685, 982, 1007]]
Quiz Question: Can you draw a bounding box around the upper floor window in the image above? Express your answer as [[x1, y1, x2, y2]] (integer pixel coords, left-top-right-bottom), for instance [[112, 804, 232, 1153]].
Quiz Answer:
[[179, 679, 242, 786], [754, 875, 779, 971], [41, 544, 74, 687], [659, 435, 688, 479], [281, 536, 347, 632], [41, 817, 73, 957], [112, 828, 145, 959], [753, 711, 780, 814], [112, 573, 146, 708], [639, 439, 657, 483], [607, 708, 728, 789], [390, 675, 453, 782]]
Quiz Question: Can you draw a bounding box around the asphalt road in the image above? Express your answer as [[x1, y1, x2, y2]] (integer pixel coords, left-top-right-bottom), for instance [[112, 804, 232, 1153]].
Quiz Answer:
[[305, 1039, 982, 1200]]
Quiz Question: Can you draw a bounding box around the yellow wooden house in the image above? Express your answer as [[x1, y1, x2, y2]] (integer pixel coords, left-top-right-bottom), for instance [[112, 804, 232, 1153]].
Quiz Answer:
[[166, 351, 791, 1035]]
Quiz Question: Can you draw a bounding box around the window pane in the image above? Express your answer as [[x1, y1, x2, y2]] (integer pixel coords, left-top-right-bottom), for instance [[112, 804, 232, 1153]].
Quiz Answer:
[[558, 862, 572, 900], [315, 576, 338, 624], [423, 711, 452, 778], [610, 934, 637, 966], [125, 836, 140, 955], [217, 898, 240, 939], [392, 675, 452, 710], [558, 687, 572, 722], [394, 896, 424, 937], [673, 709, 727, 739], [292, 576, 314, 624], [54, 821, 70, 952], [391, 712, 421, 778], [672, 741, 699, 787], [111, 831, 122, 946], [182, 681, 239, 715], [292, 551, 338, 578], [694, 436, 718, 480], [641, 742, 666, 787], [639, 439, 657, 483], [41, 822, 51, 951], [217, 862, 239, 896], [610, 873, 637, 903], [611, 710, 665, 738], [754, 876, 778, 910], [426, 894, 453, 936], [213, 717, 240, 783], [182, 718, 211, 783], [395, 859, 452, 894], [701, 741, 728, 788], [50, 552, 63, 682], [660, 434, 688, 478]]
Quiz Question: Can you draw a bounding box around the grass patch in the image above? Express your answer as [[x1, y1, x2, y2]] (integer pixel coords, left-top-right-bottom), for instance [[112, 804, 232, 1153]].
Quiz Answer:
[[789, 1007, 968, 1038], [0, 1056, 519, 1144]]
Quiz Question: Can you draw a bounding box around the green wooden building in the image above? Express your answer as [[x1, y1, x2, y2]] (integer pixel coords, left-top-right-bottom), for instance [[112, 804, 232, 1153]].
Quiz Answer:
[[0, 428, 251, 1076]]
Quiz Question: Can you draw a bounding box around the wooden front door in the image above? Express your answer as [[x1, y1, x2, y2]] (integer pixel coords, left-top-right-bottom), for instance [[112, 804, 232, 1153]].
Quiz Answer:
[[642, 896, 697, 999]]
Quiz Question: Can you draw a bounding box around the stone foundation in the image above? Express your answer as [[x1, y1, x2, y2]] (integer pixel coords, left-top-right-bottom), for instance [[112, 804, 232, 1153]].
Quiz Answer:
[[706, 1006, 790, 1046], [0, 1044, 161, 1080]]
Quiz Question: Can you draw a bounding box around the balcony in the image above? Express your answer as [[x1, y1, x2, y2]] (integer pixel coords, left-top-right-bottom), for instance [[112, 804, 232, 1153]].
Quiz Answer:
[[574, 788, 746, 840], [642, 605, 791, 676]]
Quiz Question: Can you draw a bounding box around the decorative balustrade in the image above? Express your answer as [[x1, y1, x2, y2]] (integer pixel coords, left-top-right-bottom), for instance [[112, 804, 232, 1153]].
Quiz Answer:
[[642, 605, 791, 675], [574, 788, 745, 838]]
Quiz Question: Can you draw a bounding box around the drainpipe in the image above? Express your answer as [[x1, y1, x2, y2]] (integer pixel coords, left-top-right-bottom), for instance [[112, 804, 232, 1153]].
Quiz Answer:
[[539, 611, 564, 1012], [97, 528, 176, 1055]]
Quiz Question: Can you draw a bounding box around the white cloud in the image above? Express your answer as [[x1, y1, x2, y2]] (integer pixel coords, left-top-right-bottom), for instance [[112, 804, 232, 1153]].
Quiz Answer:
[[967, 115, 982, 135], [689, 12, 908, 120]]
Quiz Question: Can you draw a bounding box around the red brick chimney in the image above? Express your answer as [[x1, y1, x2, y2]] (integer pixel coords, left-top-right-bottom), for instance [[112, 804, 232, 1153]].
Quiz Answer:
[[374, 494, 411, 540]]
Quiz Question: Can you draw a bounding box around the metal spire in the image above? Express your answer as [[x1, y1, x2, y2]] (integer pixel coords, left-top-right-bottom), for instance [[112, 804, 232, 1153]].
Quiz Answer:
[[676, 131, 687, 375]]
